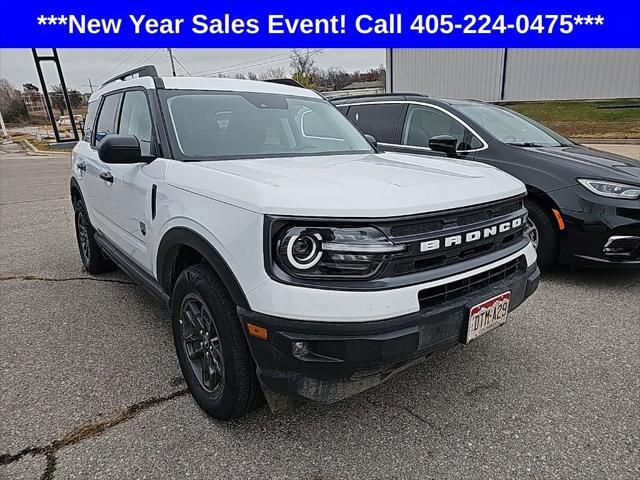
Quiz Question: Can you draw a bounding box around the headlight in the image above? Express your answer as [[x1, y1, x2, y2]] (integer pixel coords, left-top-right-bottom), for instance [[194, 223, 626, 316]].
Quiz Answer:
[[275, 225, 405, 279], [578, 179, 640, 199]]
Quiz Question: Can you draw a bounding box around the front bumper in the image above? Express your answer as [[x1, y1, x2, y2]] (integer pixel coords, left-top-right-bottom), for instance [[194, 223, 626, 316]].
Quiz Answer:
[[552, 186, 640, 267], [239, 260, 540, 408]]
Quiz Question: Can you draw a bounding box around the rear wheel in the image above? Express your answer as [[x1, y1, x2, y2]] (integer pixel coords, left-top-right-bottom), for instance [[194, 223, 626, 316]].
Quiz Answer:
[[524, 199, 559, 270], [73, 199, 114, 274], [171, 264, 262, 420]]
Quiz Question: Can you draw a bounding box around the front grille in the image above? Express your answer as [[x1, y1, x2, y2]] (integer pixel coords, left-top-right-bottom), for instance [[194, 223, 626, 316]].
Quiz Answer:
[[376, 197, 527, 277], [388, 199, 522, 238], [418, 257, 524, 309]]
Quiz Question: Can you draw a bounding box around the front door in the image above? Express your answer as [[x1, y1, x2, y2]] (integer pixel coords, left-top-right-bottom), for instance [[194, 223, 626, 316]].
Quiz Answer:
[[98, 89, 157, 273]]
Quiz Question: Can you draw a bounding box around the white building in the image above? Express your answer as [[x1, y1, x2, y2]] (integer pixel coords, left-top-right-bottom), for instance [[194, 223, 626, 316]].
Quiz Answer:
[[386, 49, 640, 102]]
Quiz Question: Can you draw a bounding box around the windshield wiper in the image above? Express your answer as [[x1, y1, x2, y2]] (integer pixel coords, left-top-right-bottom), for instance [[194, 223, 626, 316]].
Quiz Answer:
[[506, 142, 545, 147]]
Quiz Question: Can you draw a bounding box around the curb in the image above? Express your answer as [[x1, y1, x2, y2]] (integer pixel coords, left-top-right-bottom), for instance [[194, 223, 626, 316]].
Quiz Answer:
[[19, 138, 70, 156]]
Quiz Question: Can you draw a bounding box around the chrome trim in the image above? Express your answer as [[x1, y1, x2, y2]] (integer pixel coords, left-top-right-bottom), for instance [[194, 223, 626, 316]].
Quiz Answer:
[[322, 242, 406, 253], [603, 235, 640, 256], [339, 100, 489, 154]]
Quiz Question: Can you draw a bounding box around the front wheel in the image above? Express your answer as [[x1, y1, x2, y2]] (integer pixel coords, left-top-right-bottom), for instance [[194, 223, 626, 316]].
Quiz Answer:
[[171, 264, 263, 420], [524, 199, 560, 271]]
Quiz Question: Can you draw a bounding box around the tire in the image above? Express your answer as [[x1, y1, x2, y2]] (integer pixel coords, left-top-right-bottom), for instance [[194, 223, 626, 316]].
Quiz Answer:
[[73, 199, 115, 274], [171, 264, 262, 420], [524, 199, 560, 271]]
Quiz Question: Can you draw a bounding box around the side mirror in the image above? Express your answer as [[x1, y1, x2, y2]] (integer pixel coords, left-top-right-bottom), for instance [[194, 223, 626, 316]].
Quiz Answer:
[[364, 134, 378, 149], [97, 135, 144, 164], [428, 135, 458, 157]]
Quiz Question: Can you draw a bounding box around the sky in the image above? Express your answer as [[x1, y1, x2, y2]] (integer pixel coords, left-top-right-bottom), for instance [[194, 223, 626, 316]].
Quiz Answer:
[[0, 48, 385, 93]]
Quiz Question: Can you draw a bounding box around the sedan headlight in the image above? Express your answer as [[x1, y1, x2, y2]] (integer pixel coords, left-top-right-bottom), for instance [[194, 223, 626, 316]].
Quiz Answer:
[[275, 225, 405, 279], [578, 179, 640, 199]]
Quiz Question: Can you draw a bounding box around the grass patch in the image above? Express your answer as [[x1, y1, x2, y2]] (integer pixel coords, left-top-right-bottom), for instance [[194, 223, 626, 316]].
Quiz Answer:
[[502, 98, 640, 139]]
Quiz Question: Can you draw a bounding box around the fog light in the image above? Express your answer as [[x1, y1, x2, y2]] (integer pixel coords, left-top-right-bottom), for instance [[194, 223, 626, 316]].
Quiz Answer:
[[291, 341, 310, 358], [603, 236, 640, 257]]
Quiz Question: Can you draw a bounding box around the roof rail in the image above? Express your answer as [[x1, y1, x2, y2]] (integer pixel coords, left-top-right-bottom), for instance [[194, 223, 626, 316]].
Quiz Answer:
[[330, 92, 428, 102], [101, 65, 159, 87], [264, 78, 306, 89]]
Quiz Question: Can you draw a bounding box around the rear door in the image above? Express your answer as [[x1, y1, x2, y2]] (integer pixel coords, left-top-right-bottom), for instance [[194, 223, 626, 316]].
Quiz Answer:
[[345, 103, 406, 146], [82, 92, 122, 234]]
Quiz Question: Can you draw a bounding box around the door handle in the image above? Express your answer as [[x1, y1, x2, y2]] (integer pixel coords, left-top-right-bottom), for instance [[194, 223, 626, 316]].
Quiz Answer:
[[100, 171, 114, 183], [76, 160, 86, 171]]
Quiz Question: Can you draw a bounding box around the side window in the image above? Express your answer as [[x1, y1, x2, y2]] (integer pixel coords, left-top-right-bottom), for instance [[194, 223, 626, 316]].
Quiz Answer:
[[94, 93, 121, 146], [336, 105, 349, 115], [346, 104, 404, 144], [83, 101, 98, 143], [118, 91, 153, 156], [403, 105, 483, 151]]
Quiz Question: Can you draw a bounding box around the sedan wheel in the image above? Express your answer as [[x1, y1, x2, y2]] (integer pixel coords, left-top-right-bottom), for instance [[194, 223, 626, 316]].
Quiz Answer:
[[524, 218, 539, 249]]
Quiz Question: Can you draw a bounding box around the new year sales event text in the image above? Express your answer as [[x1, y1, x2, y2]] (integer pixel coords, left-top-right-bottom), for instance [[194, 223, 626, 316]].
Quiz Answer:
[[58, 13, 595, 35]]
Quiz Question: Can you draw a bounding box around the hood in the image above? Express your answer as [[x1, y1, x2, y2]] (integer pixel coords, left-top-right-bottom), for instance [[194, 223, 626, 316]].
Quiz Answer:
[[523, 145, 640, 182], [166, 152, 525, 217]]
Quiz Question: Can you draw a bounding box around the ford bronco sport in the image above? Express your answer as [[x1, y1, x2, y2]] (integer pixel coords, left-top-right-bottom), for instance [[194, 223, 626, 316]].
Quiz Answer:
[[70, 66, 539, 419]]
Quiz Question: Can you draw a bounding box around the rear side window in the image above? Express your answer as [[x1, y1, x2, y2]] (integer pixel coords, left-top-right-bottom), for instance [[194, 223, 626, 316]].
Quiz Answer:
[[94, 93, 122, 146], [118, 91, 153, 156], [346, 104, 405, 143], [83, 101, 98, 143]]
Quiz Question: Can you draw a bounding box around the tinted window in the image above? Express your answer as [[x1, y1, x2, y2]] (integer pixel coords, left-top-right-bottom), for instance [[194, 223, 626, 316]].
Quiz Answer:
[[95, 94, 121, 145], [346, 104, 404, 143], [83, 101, 98, 143], [403, 105, 483, 150], [118, 91, 153, 156], [163, 92, 372, 159]]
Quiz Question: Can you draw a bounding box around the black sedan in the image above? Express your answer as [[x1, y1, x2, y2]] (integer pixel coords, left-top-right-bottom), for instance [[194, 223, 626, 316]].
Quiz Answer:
[[333, 94, 640, 269]]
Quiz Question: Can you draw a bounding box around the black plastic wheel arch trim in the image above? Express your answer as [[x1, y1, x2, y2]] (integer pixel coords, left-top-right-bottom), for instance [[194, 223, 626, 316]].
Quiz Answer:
[[156, 227, 250, 309]]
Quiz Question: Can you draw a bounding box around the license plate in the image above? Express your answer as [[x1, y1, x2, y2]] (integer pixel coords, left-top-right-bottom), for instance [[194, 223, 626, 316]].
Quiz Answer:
[[466, 292, 511, 342]]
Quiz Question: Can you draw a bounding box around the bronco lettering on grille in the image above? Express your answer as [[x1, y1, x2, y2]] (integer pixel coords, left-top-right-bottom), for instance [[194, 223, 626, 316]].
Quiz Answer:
[[420, 216, 525, 253]]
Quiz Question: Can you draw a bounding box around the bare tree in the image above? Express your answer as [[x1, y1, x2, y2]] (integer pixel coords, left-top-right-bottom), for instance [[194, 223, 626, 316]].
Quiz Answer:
[[259, 67, 287, 81], [50, 84, 83, 116], [289, 49, 318, 88], [323, 67, 351, 91], [0, 79, 29, 123], [246, 71, 259, 81], [233, 72, 246, 80]]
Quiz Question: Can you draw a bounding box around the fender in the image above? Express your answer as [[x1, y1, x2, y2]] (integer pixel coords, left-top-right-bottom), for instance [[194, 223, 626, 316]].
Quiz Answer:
[[157, 227, 250, 309]]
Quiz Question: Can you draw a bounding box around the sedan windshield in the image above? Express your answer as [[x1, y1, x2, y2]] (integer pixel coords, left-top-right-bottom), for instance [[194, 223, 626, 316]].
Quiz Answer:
[[457, 104, 572, 147], [162, 91, 373, 160]]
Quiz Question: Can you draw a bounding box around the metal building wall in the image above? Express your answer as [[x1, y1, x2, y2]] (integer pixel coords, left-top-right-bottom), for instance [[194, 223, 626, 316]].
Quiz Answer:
[[387, 48, 640, 101]]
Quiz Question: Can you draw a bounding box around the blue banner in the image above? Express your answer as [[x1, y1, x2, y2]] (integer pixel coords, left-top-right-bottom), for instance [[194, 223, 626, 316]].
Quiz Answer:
[[1, 0, 638, 47]]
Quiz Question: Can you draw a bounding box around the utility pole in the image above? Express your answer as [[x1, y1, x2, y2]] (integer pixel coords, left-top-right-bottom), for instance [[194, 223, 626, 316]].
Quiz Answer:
[[0, 110, 11, 144], [168, 48, 177, 77], [88, 77, 94, 93]]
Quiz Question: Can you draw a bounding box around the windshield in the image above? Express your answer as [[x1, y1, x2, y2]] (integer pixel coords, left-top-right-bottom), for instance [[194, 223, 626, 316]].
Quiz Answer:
[[162, 91, 373, 160], [457, 104, 572, 147]]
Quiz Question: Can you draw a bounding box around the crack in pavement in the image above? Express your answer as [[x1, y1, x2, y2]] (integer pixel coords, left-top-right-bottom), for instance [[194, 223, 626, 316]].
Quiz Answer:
[[0, 197, 68, 206], [0, 388, 188, 479], [0, 274, 136, 286]]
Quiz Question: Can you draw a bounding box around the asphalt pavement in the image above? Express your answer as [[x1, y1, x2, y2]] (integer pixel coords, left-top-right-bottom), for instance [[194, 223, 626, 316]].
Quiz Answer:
[[1, 147, 639, 480]]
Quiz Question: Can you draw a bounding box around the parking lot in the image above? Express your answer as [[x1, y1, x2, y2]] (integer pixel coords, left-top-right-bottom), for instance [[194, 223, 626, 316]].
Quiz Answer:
[[1, 148, 639, 480]]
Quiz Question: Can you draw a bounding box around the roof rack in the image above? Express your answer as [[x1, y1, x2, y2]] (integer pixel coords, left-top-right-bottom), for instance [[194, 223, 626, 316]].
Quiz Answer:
[[264, 78, 306, 89], [331, 92, 428, 102], [102, 65, 159, 87]]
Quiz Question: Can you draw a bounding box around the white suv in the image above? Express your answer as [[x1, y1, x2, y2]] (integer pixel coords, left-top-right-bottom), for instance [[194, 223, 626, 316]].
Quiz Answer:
[[70, 66, 539, 419]]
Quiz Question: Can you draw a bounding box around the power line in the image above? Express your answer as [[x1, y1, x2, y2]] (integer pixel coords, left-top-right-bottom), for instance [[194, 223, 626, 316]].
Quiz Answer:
[[201, 49, 325, 77], [173, 55, 192, 76]]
